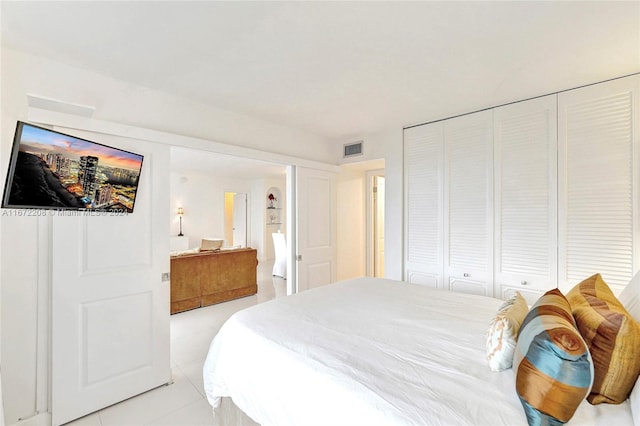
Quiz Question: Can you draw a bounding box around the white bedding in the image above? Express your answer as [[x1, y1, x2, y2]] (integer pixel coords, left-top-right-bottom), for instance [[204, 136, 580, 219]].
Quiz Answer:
[[203, 277, 634, 425]]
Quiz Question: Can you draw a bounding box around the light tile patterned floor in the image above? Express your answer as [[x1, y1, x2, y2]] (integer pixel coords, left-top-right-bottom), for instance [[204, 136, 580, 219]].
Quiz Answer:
[[66, 260, 283, 426]]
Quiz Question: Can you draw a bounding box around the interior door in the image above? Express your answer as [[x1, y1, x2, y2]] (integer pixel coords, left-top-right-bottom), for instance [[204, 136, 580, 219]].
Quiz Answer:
[[558, 75, 640, 293], [233, 192, 247, 248], [493, 95, 557, 304], [295, 166, 337, 292], [51, 133, 171, 426], [404, 122, 445, 288], [444, 110, 494, 296]]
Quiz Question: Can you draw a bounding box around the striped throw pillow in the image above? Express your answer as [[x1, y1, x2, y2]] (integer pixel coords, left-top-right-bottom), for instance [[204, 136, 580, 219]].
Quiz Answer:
[[514, 289, 593, 425], [486, 292, 529, 371], [566, 273, 640, 404]]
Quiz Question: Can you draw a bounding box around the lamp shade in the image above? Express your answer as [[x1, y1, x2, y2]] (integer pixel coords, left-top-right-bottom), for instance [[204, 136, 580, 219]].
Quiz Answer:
[[177, 207, 184, 215]]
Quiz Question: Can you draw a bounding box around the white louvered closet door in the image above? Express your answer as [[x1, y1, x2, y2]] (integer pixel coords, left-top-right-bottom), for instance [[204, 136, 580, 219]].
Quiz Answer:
[[404, 122, 444, 288], [558, 75, 640, 294], [494, 95, 558, 305], [444, 110, 494, 296]]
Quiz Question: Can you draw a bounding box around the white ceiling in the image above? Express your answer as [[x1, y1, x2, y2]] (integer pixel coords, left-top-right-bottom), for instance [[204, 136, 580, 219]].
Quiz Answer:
[[1, 1, 640, 142], [1, 1, 639, 144]]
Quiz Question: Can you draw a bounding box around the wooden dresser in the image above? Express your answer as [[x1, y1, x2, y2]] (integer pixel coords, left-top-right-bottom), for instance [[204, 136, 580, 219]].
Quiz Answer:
[[170, 248, 258, 314]]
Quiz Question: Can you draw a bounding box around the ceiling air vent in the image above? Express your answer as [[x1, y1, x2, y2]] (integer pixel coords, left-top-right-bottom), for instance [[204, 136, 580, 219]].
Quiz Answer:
[[343, 141, 363, 158]]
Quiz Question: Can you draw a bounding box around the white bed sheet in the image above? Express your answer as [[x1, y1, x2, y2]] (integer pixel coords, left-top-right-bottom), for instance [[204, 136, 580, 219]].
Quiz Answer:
[[203, 277, 634, 426]]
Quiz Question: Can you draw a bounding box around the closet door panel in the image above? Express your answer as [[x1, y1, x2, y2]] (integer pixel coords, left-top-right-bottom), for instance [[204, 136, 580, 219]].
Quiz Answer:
[[404, 122, 444, 288], [494, 95, 557, 300], [558, 75, 640, 293], [444, 110, 494, 296]]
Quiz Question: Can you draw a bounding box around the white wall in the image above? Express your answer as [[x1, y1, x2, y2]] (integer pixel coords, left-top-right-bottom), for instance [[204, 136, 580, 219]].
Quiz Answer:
[[336, 128, 403, 281], [366, 129, 403, 281], [2, 48, 336, 164], [1, 48, 41, 425], [263, 177, 287, 260], [0, 47, 336, 425], [249, 176, 287, 262], [250, 180, 264, 257], [336, 168, 366, 280], [170, 172, 253, 249], [170, 171, 288, 262]]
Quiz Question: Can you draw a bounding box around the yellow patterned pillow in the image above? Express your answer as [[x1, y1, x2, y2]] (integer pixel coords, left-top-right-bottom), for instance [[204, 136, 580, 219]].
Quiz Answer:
[[486, 292, 529, 371], [566, 273, 640, 404]]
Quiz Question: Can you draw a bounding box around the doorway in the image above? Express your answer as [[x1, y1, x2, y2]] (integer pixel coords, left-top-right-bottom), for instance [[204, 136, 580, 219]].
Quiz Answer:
[[366, 169, 385, 277], [224, 192, 248, 248]]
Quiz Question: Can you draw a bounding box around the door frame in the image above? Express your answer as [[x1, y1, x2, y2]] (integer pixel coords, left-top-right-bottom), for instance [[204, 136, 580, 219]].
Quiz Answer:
[[225, 191, 248, 248], [366, 169, 385, 277], [286, 165, 298, 295]]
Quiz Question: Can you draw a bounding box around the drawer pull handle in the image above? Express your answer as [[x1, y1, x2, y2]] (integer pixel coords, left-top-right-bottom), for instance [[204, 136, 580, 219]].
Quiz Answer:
[[463, 273, 470, 277], [521, 280, 528, 286]]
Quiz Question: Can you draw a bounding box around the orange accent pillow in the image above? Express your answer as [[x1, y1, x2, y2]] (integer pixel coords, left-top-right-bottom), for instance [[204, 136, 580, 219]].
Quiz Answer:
[[566, 273, 640, 404]]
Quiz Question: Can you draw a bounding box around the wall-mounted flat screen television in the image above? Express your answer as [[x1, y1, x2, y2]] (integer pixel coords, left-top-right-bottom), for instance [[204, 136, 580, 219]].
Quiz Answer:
[[2, 121, 144, 213]]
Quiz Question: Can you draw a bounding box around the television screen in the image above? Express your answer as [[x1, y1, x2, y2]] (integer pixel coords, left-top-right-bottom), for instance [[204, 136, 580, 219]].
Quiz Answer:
[[2, 121, 144, 213]]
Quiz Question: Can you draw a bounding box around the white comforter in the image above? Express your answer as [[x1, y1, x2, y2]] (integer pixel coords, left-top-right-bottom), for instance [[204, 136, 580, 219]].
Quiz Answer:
[[203, 277, 633, 426]]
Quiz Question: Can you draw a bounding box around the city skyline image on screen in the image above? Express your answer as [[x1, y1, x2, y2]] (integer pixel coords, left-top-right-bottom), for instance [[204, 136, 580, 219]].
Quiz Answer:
[[2, 121, 144, 213]]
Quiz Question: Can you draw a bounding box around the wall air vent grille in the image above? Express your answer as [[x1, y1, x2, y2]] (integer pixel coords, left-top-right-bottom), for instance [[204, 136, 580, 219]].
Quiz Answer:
[[344, 141, 363, 158]]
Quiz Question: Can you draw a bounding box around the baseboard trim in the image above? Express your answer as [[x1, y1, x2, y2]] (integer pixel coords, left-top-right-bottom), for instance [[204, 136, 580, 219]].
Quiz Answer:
[[10, 412, 51, 426]]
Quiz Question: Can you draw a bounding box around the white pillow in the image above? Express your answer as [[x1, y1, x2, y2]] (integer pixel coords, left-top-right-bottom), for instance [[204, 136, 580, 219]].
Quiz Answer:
[[170, 247, 200, 256], [619, 271, 640, 322], [486, 292, 529, 372]]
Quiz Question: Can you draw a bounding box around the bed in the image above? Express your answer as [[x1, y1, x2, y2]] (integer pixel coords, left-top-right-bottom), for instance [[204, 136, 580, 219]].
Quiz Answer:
[[203, 277, 638, 425]]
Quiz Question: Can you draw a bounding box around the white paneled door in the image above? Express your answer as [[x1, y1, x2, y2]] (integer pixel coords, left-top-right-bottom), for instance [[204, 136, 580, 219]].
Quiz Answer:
[[51, 136, 171, 426], [295, 166, 337, 292], [558, 75, 640, 293], [493, 95, 558, 304], [404, 122, 444, 288], [444, 110, 494, 296]]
